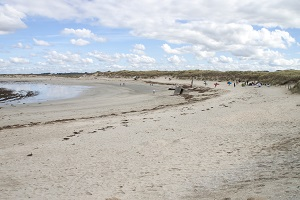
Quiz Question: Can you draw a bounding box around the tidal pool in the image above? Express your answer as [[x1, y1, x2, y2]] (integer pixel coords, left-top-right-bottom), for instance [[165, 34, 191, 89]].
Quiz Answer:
[[0, 82, 90, 106]]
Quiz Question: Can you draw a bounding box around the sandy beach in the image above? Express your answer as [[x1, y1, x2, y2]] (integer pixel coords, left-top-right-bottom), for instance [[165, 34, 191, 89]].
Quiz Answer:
[[0, 76, 299, 200]]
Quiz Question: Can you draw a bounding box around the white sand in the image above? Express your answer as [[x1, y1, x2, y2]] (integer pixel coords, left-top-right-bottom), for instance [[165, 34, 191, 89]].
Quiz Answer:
[[0, 76, 299, 200]]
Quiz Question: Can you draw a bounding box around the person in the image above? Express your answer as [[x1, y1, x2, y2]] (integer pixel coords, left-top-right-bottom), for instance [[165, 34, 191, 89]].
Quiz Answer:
[[204, 81, 207, 86], [234, 82, 236, 87], [214, 82, 219, 88]]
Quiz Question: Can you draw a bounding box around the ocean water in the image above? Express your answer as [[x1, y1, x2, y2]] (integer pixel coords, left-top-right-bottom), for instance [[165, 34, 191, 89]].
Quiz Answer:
[[0, 82, 90, 106]]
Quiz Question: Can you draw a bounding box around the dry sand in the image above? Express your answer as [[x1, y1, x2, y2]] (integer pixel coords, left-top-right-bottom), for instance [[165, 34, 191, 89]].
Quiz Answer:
[[0, 76, 299, 200]]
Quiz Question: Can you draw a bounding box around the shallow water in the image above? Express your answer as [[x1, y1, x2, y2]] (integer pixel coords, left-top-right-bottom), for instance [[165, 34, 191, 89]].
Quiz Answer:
[[0, 82, 90, 106]]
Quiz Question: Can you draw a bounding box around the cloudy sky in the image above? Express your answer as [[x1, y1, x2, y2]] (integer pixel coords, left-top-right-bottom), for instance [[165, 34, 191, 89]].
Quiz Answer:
[[0, 0, 299, 74]]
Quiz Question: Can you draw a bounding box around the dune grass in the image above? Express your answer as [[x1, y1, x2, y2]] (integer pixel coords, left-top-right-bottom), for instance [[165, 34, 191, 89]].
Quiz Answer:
[[95, 70, 300, 85], [1, 70, 299, 86], [291, 81, 300, 94]]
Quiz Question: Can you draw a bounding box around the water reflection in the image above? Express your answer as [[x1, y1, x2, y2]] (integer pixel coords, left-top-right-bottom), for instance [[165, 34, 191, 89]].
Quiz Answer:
[[0, 82, 90, 105]]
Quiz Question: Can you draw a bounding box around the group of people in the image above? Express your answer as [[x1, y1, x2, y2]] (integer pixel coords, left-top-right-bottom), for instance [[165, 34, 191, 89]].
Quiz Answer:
[[203, 80, 268, 88]]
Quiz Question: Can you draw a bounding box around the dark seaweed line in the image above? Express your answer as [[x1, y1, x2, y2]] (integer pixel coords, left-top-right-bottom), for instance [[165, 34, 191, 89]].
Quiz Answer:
[[0, 89, 221, 131]]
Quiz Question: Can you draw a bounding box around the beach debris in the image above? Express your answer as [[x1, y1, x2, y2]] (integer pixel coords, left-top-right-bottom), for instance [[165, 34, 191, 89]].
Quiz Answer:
[[105, 197, 121, 200], [66, 134, 75, 137], [63, 137, 70, 140], [122, 120, 129, 127], [86, 191, 92, 195], [27, 153, 33, 156], [219, 103, 228, 107], [74, 130, 83, 134], [174, 86, 184, 95]]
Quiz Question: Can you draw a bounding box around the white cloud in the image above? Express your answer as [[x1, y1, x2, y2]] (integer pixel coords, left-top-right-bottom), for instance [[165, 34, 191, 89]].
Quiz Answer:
[[82, 58, 94, 64], [0, 4, 26, 34], [10, 57, 30, 64], [33, 38, 50, 46], [209, 56, 234, 64], [88, 50, 156, 67], [88, 51, 122, 63], [132, 44, 145, 55], [1, 0, 300, 72], [133, 44, 145, 51], [44, 51, 93, 65], [270, 58, 300, 67], [219, 56, 233, 63], [70, 38, 90, 46], [161, 44, 181, 54], [162, 44, 215, 59], [13, 42, 31, 49], [4, 0, 300, 28], [125, 54, 156, 65], [167, 55, 186, 65], [62, 28, 106, 42]]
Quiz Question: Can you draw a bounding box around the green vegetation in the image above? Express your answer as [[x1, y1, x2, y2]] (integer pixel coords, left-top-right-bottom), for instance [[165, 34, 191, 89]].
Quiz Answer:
[[1, 70, 299, 86], [290, 81, 300, 94], [95, 70, 300, 85]]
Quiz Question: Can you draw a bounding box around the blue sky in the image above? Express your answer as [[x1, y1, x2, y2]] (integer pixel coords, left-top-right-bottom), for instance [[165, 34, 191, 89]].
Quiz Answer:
[[0, 0, 299, 74]]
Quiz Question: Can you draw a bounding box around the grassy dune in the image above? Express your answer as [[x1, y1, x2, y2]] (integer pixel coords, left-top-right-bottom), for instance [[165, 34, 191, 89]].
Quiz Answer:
[[1, 70, 300, 92], [95, 70, 300, 85], [291, 81, 300, 94]]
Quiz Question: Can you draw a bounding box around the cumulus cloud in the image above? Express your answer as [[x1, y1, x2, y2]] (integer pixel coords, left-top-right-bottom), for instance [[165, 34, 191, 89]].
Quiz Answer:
[[10, 57, 30, 64], [70, 38, 90, 46], [132, 44, 145, 55], [161, 44, 182, 54], [33, 38, 50, 46], [167, 55, 186, 65], [88, 51, 122, 63], [270, 58, 300, 67], [44, 51, 93, 65], [2, 0, 300, 71], [124, 54, 156, 65], [88, 50, 156, 68], [13, 42, 31, 49], [162, 44, 215, 59], [62, 28, 106, 42], [0, 4, 26, 34], [209, 56, 234, 64], [4, 0, 300, 28]]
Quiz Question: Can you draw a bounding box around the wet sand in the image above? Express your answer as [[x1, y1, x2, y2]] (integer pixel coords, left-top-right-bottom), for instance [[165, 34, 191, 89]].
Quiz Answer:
[[0, 76, 299, 200]]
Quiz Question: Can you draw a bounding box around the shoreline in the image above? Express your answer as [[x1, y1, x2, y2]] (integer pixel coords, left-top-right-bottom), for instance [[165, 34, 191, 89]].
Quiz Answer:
[[0, 76, 299, 200], [0, 76, 222, 130]]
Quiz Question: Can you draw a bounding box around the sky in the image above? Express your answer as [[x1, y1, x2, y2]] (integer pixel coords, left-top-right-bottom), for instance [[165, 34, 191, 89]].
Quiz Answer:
[[0, 0, 300, 74]]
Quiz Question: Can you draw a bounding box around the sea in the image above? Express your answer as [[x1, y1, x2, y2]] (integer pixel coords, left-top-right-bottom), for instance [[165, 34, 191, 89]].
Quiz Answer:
[[0, 81, 90, 106]]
